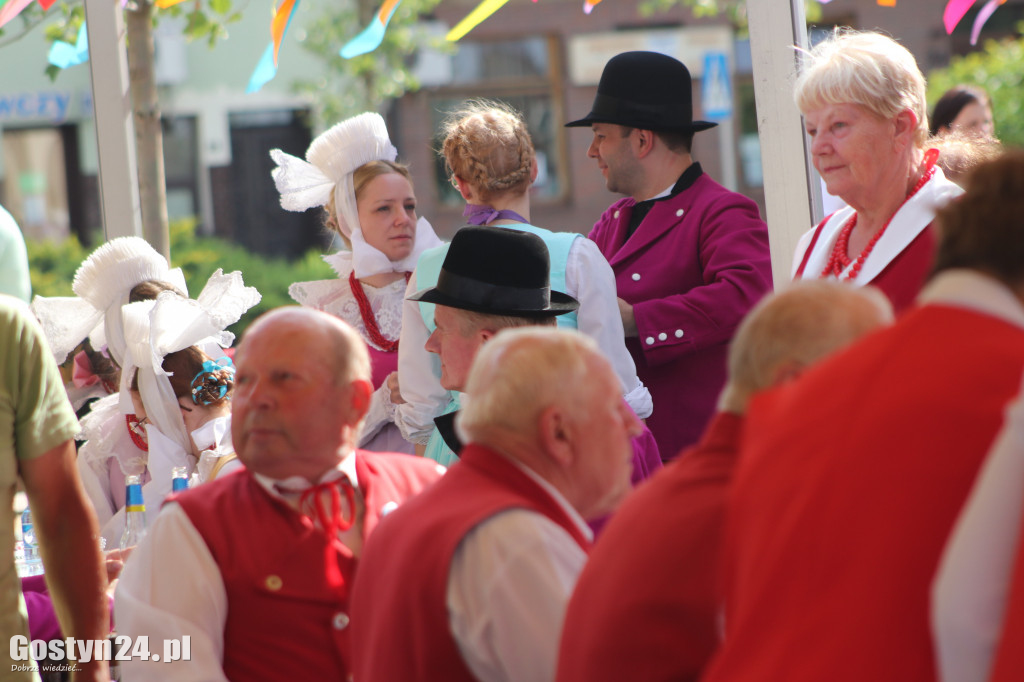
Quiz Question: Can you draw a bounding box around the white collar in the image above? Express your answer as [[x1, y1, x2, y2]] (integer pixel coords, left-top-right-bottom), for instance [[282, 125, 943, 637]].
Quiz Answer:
[[645, 182, 675, 203], [918, 270, 1024, 329], [800, 168, 963, 284], [505, 457, 594, 542], [253, 451, 360, 502]]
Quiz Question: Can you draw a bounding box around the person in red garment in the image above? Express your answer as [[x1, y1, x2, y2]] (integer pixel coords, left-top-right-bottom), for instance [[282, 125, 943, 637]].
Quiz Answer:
[[701, 151, 1024, 682], [114, 307, 443, 681], [791, 30, 962, 312], [555, 281, 893, 682], [350, 327, 641, 682]]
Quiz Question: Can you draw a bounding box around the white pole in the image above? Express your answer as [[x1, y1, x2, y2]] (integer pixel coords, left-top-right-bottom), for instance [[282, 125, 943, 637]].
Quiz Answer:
[[83, 0, 142, 240], [746, 0, 821, 288]]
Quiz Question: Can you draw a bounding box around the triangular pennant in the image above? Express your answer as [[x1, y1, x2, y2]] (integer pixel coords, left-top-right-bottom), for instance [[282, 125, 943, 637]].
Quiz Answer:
[[970, 0, 1007, 44], [446, 0, 510, 42], [0, 0, 36, 30], [246, 41, 277, 93], [48, 22, 89, 69], [340, 0, 402, 58], [271, 0, 299, 65], [944, 0, 977, 33]]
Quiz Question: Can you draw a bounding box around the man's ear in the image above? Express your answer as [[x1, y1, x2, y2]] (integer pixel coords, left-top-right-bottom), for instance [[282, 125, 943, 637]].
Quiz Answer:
[[347, 378, 374, 424], [539, 405, 574, 468], [634, 128, 657, 159]]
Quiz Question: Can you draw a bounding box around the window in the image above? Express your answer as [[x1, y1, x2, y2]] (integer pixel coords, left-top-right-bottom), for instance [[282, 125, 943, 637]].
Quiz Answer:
[[428, 36, 567, 207]]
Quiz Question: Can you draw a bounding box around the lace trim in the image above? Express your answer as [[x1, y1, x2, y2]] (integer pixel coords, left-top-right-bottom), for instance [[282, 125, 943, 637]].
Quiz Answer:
[[290, 268, 404, 351]]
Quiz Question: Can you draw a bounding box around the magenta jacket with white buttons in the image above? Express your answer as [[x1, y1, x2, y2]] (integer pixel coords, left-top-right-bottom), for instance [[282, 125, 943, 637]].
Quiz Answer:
[[590, 172, 772, 460]]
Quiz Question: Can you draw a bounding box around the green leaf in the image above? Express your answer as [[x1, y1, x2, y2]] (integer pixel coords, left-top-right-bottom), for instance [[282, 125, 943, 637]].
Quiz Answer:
[[209, 0, 230, 16]]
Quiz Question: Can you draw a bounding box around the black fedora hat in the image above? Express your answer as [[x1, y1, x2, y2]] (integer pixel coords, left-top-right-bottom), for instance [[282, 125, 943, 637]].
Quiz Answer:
[[408, 226, 579, 317], [565, 51, 717, 134]]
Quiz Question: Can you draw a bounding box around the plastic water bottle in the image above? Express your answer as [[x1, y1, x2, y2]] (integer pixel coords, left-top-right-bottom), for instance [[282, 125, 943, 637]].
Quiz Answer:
[[171, 466, 189, 492], [20, 509, 42, 576], [120, 475, 147, 552]]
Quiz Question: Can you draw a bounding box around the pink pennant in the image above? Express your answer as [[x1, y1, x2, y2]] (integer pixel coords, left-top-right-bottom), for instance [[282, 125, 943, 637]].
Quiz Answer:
[[944, 0, 977, 34], [970, 0, 1006, 44], [0, 0, 36, 30], [37, 0, 56, 9]]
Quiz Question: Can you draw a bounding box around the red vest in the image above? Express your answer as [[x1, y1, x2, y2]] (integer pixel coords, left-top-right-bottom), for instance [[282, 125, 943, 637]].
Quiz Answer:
[[351, 444, 591, 681], [704, 304, 1024, 682], [174, 451, 442, 682]]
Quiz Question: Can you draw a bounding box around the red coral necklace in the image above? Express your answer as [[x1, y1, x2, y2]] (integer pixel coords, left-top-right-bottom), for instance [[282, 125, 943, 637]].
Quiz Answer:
[[348, 271, 410, 353], [821, 149, 939, 281], [125, 414, 149, 452]]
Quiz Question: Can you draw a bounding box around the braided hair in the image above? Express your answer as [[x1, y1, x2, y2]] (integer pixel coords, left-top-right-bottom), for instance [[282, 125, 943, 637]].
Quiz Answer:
[[441, 100, 535, 204]]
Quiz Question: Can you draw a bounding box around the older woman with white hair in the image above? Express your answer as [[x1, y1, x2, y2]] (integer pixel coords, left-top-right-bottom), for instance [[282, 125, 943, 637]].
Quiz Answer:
[[792, 29, 963, 313], [272, 112, 441, 453]]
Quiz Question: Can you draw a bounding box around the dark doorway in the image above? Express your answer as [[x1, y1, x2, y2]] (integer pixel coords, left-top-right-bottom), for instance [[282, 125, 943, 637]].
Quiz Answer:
[[213, 109, 326, 259]]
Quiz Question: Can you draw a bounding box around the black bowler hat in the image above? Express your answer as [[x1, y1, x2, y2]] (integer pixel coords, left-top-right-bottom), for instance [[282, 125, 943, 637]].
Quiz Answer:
[[408, 226, 579, 317], [565, 51, 718, 134]]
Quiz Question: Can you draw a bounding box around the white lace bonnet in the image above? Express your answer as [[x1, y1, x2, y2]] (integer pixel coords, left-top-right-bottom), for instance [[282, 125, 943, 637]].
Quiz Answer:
[[269, 112, 440, 279], [31, 237, 188, 366], [120, 269, 261, 453]]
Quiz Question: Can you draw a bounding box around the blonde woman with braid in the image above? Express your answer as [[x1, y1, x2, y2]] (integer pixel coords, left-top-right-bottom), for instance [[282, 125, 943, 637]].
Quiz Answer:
[[396, 100, 661, 479]]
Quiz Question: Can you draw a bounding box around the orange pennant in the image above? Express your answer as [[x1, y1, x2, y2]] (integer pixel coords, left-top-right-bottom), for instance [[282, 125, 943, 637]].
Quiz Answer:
[[271, 0, 297, 65]]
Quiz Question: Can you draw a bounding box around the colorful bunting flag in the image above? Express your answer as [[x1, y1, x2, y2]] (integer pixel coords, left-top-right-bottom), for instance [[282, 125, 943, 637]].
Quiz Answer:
[[340, 0, 402, 58], [944, 0, 977, 33], [446, 0, 510, 42], [0, 0, 36, 30], [970, 0, 1007, 44], [48, 22, 89, 68]]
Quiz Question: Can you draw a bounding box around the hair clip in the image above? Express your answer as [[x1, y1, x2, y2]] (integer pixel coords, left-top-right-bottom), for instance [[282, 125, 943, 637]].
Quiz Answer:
[[190, 356, 235, 406]]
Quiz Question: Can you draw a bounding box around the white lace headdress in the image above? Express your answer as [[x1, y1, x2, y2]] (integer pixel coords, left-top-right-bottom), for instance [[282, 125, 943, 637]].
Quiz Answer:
[[31, 237, 188, 365], [120, 269, 261, 453], [269, 112, 440, 279]]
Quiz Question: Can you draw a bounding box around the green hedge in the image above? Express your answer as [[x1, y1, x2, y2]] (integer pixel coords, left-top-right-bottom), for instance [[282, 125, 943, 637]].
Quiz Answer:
[[27, 221, 336, 339]]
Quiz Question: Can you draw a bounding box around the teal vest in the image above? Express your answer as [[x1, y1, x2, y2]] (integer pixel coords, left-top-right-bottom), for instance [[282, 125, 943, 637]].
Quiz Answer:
[[415, 224, 580, 465]]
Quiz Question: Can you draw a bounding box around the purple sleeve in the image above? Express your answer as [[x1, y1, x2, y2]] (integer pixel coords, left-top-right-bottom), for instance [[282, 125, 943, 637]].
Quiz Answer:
[[22, 575, 115, 642], [630, 420, 663, 484], [22, 575, 62, 642]]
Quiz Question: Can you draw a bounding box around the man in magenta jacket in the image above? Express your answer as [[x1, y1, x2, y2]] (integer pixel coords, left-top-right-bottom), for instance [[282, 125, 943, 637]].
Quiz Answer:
[[567, 50, 773, 460]]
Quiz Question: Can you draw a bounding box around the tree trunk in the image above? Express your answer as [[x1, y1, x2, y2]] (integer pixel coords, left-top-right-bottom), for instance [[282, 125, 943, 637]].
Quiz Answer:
[[125, 0, 170, 260], [357, 0, 376, 106]]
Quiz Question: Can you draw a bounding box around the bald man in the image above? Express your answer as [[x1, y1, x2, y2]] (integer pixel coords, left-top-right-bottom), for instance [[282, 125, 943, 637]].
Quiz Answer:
[[115, 308, 443, 682], [557, 281, 893, 682], [352, 328, 643, 682]]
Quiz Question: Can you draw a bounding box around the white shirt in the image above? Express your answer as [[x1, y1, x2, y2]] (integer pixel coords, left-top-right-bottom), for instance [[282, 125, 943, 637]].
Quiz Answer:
[[447, 460, 592, 682], [396, 235, 653, 444], [933, 369, 1024, 682], [114, 458, 361, 681]]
